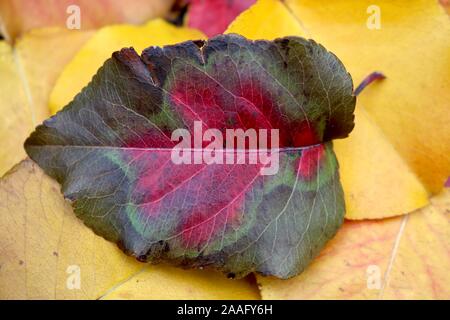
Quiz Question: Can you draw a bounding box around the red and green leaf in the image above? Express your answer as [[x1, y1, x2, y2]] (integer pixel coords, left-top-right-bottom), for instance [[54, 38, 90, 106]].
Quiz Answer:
[[25, 34, 355, 279]]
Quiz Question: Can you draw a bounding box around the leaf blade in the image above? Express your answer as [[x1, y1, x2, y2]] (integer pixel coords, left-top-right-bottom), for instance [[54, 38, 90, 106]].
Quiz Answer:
[[25, 34, 355, 278]]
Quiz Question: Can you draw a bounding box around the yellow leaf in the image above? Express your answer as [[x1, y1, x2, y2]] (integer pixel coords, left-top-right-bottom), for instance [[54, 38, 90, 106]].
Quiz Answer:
[[101, 265, 259, 300], [0, 41, 32, 176], [0, 0, 174, 42], [226, 0, 306, 39], [335, 108, 428, 219], [0, 28, 93, 176], [0, 160, 260, 299], [49, 19, 205, 114], [258, 188, 450, 299], [15, 28, 95, 123], [227, 0, 450, 219]]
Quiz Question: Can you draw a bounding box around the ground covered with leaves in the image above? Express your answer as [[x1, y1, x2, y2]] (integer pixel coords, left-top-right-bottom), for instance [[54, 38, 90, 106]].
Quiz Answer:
[[0, 0, 449, 299]]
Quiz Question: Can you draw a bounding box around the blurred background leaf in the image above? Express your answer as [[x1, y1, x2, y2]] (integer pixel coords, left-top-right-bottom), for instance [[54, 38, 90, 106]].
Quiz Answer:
[[0, 0, 175, 42]]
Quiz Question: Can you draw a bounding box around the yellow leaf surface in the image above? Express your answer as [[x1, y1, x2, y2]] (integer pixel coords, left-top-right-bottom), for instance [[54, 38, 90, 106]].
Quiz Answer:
[[334, 108, 428, 219], [226, 0, 305, 39], [101, 265, 259, 300], [0, 29, 93, 175], [0, 159, 260, 300], [258, 188, 450, 299], [0, 0, 174, 42], [0, 28, 92, 176], [14, 28, 94, 122], [227, 0, 450, 219], [49, 19, 205, 114], [0, 41, 32, 176]]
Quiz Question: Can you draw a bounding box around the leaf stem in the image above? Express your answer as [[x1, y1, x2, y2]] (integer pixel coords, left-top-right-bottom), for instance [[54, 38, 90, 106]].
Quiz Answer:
[[354, 71, 386, 96]]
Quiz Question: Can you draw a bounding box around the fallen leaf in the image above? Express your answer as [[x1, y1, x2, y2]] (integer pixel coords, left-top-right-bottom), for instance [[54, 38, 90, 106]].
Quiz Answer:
[[0, 0, 174, 42], [49, 19, 205, 114], [227, 0, 450, 219], [26, 34, 355, 279], [0, 28, 93, 176], [0, 41, 32, 176], [334, 108, 428, 219], [0, 159, 259, 299], [258, 188, 450, 299], [226, 0, 305, 40], [100, 265, 260, 300], [14, 28, 94, 122], [186, 0, 256, 37]]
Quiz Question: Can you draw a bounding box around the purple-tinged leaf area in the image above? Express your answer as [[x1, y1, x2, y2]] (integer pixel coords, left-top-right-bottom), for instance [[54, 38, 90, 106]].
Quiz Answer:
[[25, 34, 355, 278]]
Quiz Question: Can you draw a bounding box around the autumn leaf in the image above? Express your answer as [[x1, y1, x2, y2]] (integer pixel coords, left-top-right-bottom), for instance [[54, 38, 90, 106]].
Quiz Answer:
[[0, 0, 174, 42], [0, 28, 93, 176], [185, 0, 256, 37], [440, 0, 450, 15], [258, 188, 450, 299], [25, 34, 356, 279], [227, 0, 450, 219], [0, 159, 259, 299]]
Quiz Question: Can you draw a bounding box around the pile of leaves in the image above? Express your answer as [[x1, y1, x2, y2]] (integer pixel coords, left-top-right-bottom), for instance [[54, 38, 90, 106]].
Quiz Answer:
[[0, 0, 449, 299]]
